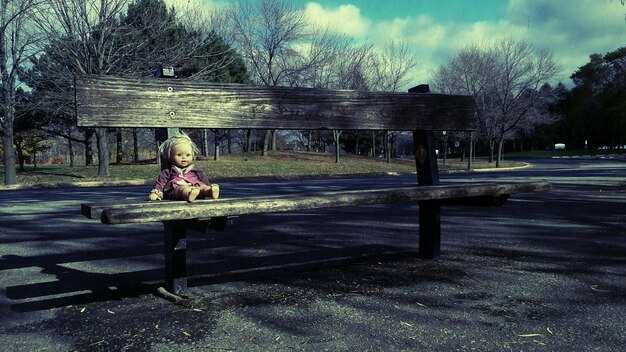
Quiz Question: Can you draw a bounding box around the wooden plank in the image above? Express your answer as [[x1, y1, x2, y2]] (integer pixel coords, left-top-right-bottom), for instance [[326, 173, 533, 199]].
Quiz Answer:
[[82, 193, 312, 220], [91, 182, 551, 225], [75, 75, 476, 131]]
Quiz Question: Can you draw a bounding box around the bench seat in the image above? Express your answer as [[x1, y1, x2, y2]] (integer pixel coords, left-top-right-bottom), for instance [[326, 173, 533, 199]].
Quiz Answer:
[[83, 182, 551, 224]]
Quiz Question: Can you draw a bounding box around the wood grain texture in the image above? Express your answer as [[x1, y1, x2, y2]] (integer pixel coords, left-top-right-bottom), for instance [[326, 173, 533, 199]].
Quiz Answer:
[[84, 182, 551, 224], [75, 75, 476, 130]]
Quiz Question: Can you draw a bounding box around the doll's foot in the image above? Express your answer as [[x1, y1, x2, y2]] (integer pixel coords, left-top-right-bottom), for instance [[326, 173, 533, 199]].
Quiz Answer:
[[187, 188, 200, 202], [210, 184, 219, 199]]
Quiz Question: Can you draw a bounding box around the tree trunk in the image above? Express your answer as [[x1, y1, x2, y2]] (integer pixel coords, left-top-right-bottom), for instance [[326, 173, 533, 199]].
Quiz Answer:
[[245, 129, 252, 153], [496, 136, 505, 168], [213, 140, 220, 161], [203, 129, 209, 157], [371, 131, 376, 157], [227, 131, 232, 153], [213, 129, 220, 161], [442, 133, 448, 170], [68, 128, 75, 167], [333, 130, 342, 163], [306, 130, 311, 152], [15, 136, 25, 172], [489, 139, 495, 163], [85, 129, 94, 166], [33, 145, 38, 171], [2, 122, 17, 185], [468, 135, 473, 171], [385, 131, 393, 164], [271, 130, 277, 151], [460, 140, 466, 162], [116, 129, 123, 163], [132, 128, 139, 162], [95, 127, 110, 177], [262, 130, 271, 156]]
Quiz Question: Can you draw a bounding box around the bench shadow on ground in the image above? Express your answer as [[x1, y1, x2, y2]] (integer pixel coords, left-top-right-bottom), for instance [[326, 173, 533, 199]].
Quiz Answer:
[[3, 203, 426, 312], [3, 184, 625, 316]]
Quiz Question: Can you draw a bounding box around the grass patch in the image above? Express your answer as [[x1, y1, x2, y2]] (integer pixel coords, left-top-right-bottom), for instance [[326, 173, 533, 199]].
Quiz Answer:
[[1, 151, 524, 187]]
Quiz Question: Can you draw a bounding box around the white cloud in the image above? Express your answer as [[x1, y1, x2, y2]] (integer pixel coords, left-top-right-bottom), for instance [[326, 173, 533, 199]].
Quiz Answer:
[[165, 0, 626, 88], [503, 0, 626, 83], [314, 0, 625, 87], [373, 15, 447, 49], [304, 2, 371, 37]]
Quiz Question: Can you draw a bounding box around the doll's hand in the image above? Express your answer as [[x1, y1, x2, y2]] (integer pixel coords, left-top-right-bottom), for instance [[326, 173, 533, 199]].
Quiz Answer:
[[149, 189, 163, 201]]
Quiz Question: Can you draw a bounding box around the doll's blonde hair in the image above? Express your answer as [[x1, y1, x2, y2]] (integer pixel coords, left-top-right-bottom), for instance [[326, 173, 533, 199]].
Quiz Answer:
[[159, 132, 200, 165]]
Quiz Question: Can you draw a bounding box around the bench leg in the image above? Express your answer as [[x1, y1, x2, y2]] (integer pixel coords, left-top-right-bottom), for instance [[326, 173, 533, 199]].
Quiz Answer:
[[418, 200, 441, 259], [412, 129, 441, 259], [164, 221, 187, 294]]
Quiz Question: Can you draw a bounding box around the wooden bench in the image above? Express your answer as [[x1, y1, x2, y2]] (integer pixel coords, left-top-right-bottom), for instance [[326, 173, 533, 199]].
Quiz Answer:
[[76, 75, 550, 295]]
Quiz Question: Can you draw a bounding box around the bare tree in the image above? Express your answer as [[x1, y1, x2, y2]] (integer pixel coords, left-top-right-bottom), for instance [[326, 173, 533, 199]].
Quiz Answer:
[[369, 41, 416, 163], [0, 0, 42, 185], [28, 0, 240, 176], [228, 0, 308, 87], [431, 44, 499, 161], [432, 39, 560, 166], [31, 0, 136, 177], [370, 41, 417, 92], [227, 0, 324, 155]]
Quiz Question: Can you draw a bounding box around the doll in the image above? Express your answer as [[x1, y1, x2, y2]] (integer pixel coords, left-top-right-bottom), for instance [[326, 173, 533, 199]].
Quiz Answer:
[[148, 132, 219, 202]]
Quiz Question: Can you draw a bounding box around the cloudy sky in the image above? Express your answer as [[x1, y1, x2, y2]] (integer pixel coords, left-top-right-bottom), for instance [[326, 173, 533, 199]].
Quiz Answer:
[[173, 0, 626, 88]]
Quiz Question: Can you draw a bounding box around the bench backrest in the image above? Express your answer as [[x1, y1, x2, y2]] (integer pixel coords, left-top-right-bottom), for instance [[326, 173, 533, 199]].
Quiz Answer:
[[75, 75, 475, 131]]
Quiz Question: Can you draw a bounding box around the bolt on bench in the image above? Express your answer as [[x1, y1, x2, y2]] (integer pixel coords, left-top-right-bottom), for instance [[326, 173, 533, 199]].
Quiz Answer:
[[76, 75, 551, 295]]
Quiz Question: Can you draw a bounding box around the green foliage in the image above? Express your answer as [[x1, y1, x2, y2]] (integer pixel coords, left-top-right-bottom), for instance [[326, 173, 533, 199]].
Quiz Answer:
[[122, 0, 248, 82], [567, 46, 626, 149], [175, 32, 250, 83]]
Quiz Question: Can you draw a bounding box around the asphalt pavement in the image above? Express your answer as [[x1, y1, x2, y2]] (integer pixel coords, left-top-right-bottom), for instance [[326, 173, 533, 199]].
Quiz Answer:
[[0, 158, 624, 351]]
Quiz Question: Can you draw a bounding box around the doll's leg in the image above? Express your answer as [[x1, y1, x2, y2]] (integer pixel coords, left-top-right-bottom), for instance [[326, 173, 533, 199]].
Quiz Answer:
[[200, 184, 219, 199], [168, 187, 186, 200], [171, 186, 200, 202]]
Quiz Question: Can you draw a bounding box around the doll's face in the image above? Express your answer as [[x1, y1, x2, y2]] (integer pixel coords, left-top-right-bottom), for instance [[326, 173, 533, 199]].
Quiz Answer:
[[169, 143, 194, 168]]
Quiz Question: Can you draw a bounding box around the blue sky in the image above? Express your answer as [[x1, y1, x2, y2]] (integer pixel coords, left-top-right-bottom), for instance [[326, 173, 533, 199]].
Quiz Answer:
[[303, 0, 510, 22], [174, 0, 626, 88]]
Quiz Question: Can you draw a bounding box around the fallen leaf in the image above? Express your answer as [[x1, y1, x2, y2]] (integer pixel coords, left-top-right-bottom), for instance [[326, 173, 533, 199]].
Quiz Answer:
[[107, 309, 115, 314], [401, 322, 413, 327], [183, 331, 191, 337], [547, 327, 554, 335], [80, 307, 86, 313], [518, 333, 543, 338], [591, 285, 610, 292], [416, 302, 427, 308]]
